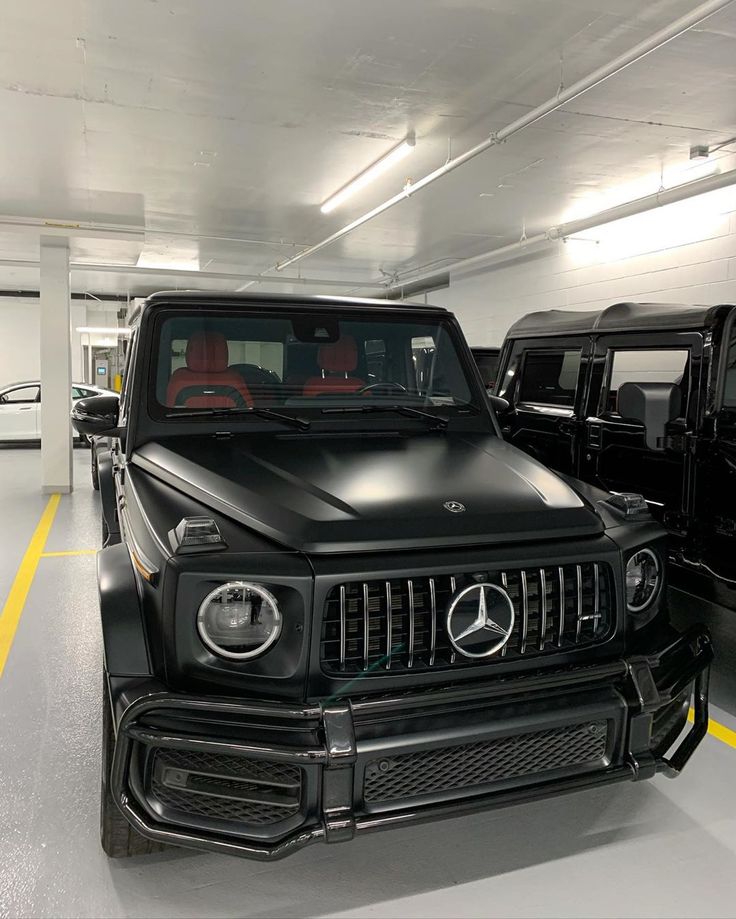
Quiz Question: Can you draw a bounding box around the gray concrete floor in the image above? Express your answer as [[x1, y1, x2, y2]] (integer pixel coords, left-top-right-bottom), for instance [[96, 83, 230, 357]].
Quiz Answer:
[[1, 447, 736, 919]]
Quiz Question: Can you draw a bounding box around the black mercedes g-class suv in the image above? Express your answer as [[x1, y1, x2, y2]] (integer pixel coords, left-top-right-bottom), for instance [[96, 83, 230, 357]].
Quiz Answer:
[[72, 291, 711, 862], [494, 302, 736, 605]]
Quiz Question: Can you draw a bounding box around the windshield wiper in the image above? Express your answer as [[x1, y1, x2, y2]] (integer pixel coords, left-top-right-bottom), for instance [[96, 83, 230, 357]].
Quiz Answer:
[[165, 406, 311, 431], [321, 404, 448, 429]]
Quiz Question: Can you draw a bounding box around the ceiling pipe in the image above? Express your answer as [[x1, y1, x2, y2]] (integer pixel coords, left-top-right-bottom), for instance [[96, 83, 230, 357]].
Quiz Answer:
[[384, 165, 736, 290], [0, 258, 377, 289], [0, 215, 311, 250], [273, 0, 735, 274], [0, 216, 145, 243]]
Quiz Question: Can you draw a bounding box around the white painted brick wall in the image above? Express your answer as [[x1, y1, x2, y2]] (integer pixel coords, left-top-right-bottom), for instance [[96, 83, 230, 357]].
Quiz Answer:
[[0, 298, 87, 386], [433, 204, 736, 346]]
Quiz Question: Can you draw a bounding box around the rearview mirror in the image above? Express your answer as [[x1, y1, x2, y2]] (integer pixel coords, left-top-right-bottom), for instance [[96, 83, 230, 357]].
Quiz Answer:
[[71, 394, 121, 438], [617, 382, 680, 451]]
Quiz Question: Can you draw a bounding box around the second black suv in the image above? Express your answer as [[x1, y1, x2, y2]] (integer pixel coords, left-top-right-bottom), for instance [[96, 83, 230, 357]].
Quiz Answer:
[[73, 292, 711, 861], [494, 302, 736, 603]]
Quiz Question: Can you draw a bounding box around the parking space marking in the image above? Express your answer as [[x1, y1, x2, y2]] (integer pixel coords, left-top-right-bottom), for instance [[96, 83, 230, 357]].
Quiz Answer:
[[688, 709, 736, 750], [40, 549, 97, 557], [0, 493, 61, 678]]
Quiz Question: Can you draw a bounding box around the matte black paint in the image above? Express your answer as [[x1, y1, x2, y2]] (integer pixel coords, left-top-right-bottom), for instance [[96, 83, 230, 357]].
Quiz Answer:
[[85, 291, 712, 860], [131, 432, 603, 555], [97, 544, 151, 677]]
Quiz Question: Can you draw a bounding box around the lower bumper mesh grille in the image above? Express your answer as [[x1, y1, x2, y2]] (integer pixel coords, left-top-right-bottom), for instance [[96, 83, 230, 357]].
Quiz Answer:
[[321, 563, 613, 674], [149, 749, 302, 826], [363, 721, 609, 804]]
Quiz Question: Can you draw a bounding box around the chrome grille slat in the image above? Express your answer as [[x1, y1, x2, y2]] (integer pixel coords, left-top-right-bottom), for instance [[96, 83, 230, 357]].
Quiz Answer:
[[321, 562, 613, 674], [385, 581, 393, 670], [428, 578, 437, 666], [363, 582, 370, 669], [500, 571, 509, 658], [407, 580, 416, 669], [538, 568, 547, 651], [593, 563, 600, 634], [449, 576, 457, 664], [519, 570, 529, 654], [557, 567, 565, 648]]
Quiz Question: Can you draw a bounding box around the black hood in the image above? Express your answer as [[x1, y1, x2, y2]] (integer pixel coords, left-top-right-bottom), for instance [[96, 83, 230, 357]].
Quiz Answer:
[[133, 432, 603, 554]]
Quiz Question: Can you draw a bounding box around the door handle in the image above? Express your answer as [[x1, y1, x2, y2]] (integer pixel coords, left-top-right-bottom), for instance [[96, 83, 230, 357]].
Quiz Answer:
[[18, 406, 33, 411]]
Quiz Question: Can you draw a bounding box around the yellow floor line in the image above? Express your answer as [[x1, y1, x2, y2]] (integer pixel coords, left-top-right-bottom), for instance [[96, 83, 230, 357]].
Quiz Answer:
[[687, 709, 736, 749], [40, 549, 97, 557], [0, 494, 61, 678]]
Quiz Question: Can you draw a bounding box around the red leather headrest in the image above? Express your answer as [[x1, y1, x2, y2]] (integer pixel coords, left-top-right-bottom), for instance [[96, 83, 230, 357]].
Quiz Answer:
[[318, 335, 358, 374], [186, 331, 229, 373]]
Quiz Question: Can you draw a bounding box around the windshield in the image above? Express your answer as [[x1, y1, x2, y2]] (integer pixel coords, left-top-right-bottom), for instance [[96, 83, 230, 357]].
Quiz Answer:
[[150, 309, 482, 422]]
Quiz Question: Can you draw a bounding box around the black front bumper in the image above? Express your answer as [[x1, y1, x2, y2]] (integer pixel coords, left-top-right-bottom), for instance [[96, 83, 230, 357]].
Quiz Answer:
[[109, 625, 712, 861]]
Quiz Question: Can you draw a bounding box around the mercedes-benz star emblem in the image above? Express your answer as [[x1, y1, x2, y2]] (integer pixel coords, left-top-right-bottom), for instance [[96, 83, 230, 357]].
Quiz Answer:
[[446, 583, 515, 658], [443, 501, 466, 513]]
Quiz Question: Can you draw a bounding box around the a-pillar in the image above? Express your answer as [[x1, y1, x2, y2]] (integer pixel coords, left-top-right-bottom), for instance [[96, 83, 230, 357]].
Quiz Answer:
[[40, 237, 73, 494]]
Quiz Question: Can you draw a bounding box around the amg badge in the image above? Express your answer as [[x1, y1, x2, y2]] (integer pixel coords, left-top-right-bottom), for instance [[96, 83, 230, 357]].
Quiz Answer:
[[446, 583, 515, 657]]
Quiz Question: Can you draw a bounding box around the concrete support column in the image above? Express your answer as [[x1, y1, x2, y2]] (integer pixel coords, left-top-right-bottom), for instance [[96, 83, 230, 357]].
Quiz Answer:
[[40, 237, 73, 494]]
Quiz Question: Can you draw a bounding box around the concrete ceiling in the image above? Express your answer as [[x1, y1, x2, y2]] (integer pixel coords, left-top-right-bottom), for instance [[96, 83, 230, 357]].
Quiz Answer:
[[1, 0, 735, 297]]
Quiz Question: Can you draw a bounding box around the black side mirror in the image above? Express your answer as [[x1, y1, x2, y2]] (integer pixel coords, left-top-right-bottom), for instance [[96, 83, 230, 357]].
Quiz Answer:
[[618, 382, 680, 451], [71, 394, 121, 438], [488, 394, 510, 414]]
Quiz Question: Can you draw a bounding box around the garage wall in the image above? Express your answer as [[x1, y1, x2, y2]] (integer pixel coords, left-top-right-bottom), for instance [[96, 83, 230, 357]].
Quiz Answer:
[[0, 297, 88, 387], [435, 200, 736, 346]]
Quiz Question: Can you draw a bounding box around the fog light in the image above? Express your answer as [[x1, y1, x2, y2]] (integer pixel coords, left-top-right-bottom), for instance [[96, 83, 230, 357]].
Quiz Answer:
[[197, 582, 281, 659], [626, 549, 661, 612]]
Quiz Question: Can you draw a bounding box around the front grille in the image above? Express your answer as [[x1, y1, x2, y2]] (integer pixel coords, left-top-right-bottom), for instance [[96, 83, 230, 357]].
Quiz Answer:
[[321, 563, 613, 674], [149, 749, 302, 826], [363, 720, 609, 804]]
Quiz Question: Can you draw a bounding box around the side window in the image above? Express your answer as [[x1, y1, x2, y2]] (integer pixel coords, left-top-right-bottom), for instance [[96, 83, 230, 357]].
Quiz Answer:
[[1, 385, 40, 404], [518, 350, 581, 408], [474, 352, 500, 388], [603, 349, 689, 414], [724, 329, 736, 408]]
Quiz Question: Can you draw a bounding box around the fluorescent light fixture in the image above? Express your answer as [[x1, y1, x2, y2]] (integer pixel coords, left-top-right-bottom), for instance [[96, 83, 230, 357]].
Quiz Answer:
[[77, 326, 132, 336], [321, 134, 415, 214]]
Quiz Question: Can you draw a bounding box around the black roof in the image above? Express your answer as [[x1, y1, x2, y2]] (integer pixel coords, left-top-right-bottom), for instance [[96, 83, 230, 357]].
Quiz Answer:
[[506, 302, 734, 339], [132, 290, 449, 322]]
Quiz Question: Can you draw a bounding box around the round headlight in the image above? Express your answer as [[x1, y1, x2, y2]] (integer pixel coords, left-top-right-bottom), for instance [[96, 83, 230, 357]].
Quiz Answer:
[[626, 549, 661, 612], [197, 582, 282, 660]]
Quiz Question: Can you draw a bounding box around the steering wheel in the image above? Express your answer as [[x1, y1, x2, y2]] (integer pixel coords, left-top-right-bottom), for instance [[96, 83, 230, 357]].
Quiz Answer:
[[357, 382, 408, 396]]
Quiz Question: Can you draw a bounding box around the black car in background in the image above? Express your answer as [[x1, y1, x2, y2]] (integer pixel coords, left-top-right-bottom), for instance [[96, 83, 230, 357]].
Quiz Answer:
[[72, 291, 711, 861], [495, 302, 736, 605]]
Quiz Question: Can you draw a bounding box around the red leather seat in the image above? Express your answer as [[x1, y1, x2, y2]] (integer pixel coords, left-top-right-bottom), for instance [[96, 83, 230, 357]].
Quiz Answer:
[[303, 336, 365, 397], [166, 331, 253, 408]]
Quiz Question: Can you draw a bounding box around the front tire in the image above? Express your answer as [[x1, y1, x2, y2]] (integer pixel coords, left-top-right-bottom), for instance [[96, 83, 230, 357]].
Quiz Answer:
[[100, 676, 166, 858]]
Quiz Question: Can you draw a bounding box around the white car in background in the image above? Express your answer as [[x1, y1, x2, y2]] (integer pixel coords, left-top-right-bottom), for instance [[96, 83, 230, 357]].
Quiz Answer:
[[0, 380, 117, 443]]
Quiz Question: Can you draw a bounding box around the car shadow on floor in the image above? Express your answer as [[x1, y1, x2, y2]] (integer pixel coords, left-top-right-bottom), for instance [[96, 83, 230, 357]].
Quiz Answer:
[[106, 779, 714, 919]]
